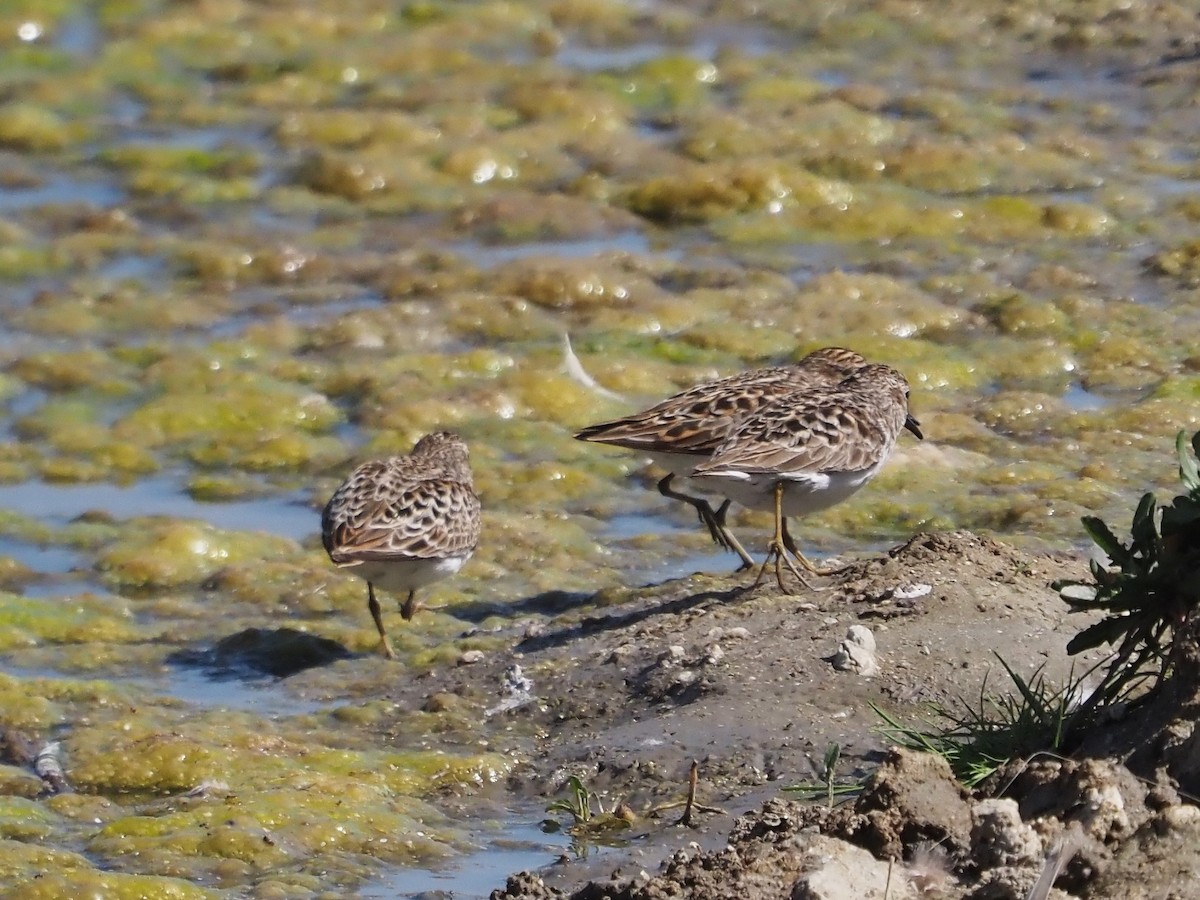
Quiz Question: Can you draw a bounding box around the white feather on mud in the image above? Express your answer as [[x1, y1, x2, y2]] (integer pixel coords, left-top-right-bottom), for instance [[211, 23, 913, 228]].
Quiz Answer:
[[561, 333, 626, 402]]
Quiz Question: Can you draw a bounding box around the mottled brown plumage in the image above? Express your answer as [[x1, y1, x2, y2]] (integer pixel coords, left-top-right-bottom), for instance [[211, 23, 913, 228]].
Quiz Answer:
[[322, 431, 481, 658], [574, 347, 868, 566], [692, 363, 922, 591]]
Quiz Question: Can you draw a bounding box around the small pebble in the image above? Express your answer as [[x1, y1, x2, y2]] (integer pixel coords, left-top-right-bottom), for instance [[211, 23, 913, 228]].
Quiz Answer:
[[672, 669, 698, 687]]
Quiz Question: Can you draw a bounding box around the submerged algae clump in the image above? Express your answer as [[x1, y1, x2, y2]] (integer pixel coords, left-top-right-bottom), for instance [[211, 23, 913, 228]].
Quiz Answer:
[[0, 592, 140, 652], [71, 729, 222, 795], [0, 871, 217, 900], [94, 519, 299, 591]]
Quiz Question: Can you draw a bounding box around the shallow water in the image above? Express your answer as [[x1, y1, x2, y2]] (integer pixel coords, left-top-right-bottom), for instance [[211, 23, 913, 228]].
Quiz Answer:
[[1, 0, 1198, 895], [0, 478, 313, 540], [359, 818, 575, 900]]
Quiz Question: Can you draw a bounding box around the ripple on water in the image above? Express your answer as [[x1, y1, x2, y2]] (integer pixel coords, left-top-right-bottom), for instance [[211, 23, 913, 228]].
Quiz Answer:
[[53, 11, 102, 57], [147, 665, 330, 717], [0, 660, 330, 719], [93, 253, 164, 283], [555, 24, 784, 72]]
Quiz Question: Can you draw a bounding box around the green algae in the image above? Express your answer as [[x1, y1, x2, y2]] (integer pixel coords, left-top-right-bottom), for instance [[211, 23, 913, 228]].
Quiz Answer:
[[114, 376, 342, 449], [0, 797, 58, 841], [185, 474, 275, 502], [0, 839, 93, 887], [0, 0, 1196, 893], [94, 519, 299, 591], [0, 870, 218, 900], [0, 592, 139, 652], [13, 398, 158, 479], [10, 351, 137, 394], [1147, 239, 1200, 287], [77, 741, 510, 865], [0, 671, 131, 730], [0, 102, 78, 151], [13, 283, 227, 337], [0, 765, 43, 798]]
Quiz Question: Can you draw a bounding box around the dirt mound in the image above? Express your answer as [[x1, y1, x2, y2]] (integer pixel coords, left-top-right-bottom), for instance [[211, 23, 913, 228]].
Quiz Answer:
[[460, 531, 1200, 899], [493, 748, 1197, 900]]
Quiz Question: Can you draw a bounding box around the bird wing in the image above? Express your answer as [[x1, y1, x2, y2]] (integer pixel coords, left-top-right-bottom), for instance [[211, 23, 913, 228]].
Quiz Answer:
[[323, 468, 481, 562], [574, 366, 818, 455], [694, 393, 887, 478]]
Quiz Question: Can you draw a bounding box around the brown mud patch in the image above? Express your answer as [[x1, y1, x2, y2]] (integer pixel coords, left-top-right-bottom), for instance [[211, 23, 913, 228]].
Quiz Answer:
[[350, 530, 1196, 899], [302, 528, 1188, 898]]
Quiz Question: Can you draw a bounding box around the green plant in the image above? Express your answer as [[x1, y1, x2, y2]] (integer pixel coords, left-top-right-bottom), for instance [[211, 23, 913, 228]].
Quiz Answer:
[[872, 655, 1091, 787], [545, 774, 601, 827], [1054, 429, 1200, 719], [543, 774, 633, 845], [785, 742, 864, 806]]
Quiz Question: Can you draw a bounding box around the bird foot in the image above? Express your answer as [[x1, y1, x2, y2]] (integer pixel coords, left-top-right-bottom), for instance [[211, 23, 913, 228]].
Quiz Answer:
[[379, 636, 397, 659], [749, 541, 822, 593]]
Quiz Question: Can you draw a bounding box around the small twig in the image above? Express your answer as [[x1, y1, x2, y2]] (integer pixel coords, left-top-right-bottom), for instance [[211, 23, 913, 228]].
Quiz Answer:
[[644, 762, 726, 822], [677, 760, 698, 826], [650, 798, 725, 815]]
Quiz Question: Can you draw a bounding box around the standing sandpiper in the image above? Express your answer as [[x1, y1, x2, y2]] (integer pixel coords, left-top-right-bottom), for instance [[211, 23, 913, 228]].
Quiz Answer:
[[690, 363, 922, 591], [574, 347, 868, 567], [321, 431, 481, 658]]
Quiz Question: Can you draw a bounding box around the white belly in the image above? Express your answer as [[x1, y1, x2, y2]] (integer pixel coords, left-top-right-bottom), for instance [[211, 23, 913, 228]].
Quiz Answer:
[[706, 463, 883, 517], [343, 554, 471, 592], [645, 451, 708, 477]]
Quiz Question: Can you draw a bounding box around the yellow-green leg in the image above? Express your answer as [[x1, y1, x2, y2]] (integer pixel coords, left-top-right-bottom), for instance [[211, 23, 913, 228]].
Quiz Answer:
[[367, 582, 397, 659], [750, 482, 818, 592], [782, 520, 850, 577], [712, 498, 755, 571]]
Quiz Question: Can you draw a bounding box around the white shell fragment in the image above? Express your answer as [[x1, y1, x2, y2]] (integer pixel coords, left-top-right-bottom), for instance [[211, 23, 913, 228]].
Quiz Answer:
[[831, 625, 879, 677]]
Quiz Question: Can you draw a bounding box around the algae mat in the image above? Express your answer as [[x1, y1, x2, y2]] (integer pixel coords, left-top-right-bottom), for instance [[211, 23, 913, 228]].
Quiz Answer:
[[0, 0, 1198, 896]]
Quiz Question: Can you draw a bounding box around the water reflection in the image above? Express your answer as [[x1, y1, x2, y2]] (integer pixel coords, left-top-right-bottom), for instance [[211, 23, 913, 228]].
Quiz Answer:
[[447, 231, 661, 267], [0, 661, 329, 718], [0, 477, 315, 542], [0, 173, 125, 211], [0, 537, 83, 576], [360, 817, 574, 900]]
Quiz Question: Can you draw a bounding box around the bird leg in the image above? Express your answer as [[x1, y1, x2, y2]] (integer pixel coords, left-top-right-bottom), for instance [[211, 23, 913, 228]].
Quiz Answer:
[[712, 498, 755, 572], [367, 583, 397, 659], [401, 590, 420, 621], [658, 474, 755, 569], [781, 520, 851, 577], [750, 482, 818, 593]]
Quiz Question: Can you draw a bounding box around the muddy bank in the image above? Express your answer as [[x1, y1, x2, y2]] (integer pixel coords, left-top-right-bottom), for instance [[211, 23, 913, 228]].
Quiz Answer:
[[394, 531, 1192, 900], [494, 751, 1200, 900]]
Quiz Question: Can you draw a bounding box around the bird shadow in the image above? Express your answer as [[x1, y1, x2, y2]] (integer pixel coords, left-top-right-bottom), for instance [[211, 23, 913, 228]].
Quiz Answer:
[[166, 627, 353, 680], [511, 584, 747, 654], [451, 589, 596, 624]]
